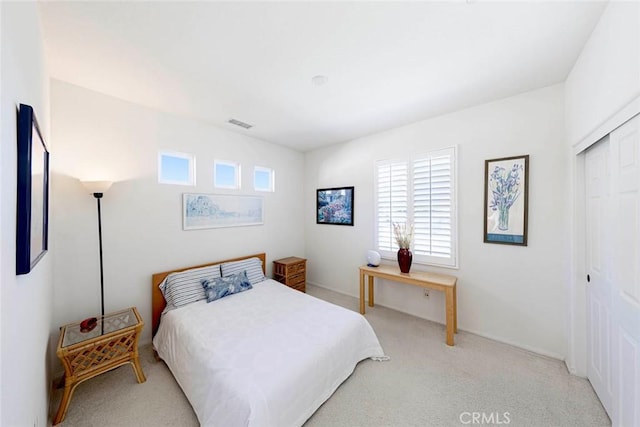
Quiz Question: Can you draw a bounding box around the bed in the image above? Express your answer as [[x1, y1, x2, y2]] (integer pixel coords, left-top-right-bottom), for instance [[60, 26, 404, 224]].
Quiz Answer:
[[151, 253, 387, 427]]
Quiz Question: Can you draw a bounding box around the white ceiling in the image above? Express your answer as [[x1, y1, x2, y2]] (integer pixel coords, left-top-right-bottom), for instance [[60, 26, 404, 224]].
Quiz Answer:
[[39, 1, 607, 152]]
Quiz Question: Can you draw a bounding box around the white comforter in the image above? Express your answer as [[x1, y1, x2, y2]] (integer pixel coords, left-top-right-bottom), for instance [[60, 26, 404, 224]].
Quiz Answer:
[[153, 279, 386, 427]]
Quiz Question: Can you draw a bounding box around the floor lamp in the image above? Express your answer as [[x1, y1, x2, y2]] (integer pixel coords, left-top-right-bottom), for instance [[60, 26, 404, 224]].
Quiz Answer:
[[81, 180, 113, 318]]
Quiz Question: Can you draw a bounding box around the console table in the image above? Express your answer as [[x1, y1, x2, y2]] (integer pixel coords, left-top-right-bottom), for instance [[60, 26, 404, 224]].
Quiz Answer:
[[359, 265, 458, 346]]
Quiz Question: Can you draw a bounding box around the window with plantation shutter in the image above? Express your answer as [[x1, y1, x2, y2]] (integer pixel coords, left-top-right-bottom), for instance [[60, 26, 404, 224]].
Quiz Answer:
[[375, 147, 457, 268], [376, 161, 408, 253]]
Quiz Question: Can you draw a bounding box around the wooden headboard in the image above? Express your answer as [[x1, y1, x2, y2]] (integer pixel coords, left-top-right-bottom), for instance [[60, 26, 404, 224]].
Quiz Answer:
[[151, 253, 266, 336]]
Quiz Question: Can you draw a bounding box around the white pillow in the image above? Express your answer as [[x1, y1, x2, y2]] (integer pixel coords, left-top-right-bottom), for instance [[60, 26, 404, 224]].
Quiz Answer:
[[220, 257, 265, 285], [161, 264, 222, 309]]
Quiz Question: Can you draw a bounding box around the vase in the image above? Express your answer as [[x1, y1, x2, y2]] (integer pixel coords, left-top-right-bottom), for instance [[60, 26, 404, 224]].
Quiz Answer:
[[498, 206, 510, 230], [397, 248, 412, 273]]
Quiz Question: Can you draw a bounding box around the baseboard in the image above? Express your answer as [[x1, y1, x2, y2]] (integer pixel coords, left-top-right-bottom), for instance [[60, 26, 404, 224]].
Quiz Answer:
[[565, 361, 583, 378], [460, 326, 565, 361], [306, 281, 364, 304], [308, 281, 566, 362]]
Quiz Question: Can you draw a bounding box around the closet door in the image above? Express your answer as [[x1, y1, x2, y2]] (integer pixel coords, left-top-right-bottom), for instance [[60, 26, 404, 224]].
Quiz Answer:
[[608, 114, 640, 427], [585, 137, 613, 416], [586, 114, 640, 426]]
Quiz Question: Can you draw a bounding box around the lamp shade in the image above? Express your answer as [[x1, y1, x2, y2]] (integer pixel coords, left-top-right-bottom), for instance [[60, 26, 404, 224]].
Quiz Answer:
[[366, 250, 381, 267], [81, 180, 113, 195]]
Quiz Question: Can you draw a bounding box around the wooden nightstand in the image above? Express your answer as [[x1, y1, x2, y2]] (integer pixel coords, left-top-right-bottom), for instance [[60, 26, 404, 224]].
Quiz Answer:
[[273, 257, 307, 292], [54, 307, 146, 425]]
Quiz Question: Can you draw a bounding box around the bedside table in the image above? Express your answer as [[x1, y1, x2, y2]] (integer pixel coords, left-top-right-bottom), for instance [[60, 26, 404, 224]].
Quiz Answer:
[[53, 307, 146, 425], [273, 257, 307, 292]]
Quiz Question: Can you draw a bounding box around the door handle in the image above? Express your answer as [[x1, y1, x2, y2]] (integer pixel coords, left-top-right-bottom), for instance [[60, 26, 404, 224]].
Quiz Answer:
[[587, 274, 591, 283]]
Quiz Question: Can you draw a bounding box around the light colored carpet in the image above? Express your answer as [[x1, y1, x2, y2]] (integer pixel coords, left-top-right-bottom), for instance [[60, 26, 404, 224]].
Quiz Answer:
[[49, 285, 610, 427]]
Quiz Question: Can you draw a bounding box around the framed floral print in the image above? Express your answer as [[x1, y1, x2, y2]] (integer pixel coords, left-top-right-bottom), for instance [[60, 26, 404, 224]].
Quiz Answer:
[[316, 186, 354, 226], [484, 155, 529, 246]]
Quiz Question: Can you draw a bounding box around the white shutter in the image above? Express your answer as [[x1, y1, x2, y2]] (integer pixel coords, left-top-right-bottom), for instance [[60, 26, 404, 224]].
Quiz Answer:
[[375, 147, 457, 268], [412, 148, 456, 266], [376, 161, 408, 254]]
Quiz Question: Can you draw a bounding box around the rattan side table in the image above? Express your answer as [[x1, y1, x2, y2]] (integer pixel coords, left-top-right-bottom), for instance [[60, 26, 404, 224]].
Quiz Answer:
[[53, 307, 146, 425]]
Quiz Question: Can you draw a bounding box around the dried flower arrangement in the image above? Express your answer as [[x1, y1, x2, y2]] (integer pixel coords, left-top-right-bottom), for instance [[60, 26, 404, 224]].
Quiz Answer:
[[393, 222, 414, 249]]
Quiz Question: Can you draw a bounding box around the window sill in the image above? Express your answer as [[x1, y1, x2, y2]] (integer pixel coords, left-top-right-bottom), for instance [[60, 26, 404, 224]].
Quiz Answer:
[[380, 255, 459, 270]]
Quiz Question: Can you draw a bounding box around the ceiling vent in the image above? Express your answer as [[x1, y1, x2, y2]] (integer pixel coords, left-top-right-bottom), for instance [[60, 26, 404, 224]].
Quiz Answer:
[[228, 118, 253, 129]]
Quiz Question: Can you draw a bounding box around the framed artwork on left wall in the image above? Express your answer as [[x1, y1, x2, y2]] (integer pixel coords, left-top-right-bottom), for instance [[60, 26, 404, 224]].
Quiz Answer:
[[16, 104, 50, 274]]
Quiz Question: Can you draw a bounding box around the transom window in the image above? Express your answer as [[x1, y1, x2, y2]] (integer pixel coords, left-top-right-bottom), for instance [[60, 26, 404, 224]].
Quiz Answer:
[[375, 147, 458, 268], [214, 160, 241, 189], [254, 166, 274, 192], [158, 151, 195, 186]]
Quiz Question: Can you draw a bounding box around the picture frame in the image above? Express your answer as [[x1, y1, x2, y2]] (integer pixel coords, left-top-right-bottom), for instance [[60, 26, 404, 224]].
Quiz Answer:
[[183, 193, 263, 230], [16, 104, 50, 274], [484, 155, 529, 246], [316, 186, 354, 226]]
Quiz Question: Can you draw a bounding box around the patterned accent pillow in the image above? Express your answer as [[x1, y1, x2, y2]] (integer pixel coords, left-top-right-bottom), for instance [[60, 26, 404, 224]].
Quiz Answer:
[[202, 271, 253, 303], [220, 257, 265, 285], [161, 264, 222, 309]]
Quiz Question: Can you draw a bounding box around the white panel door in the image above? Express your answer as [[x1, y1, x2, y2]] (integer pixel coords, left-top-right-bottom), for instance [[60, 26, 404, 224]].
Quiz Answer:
[[609, 114, 640, 427], [586, 138, 614, 416]]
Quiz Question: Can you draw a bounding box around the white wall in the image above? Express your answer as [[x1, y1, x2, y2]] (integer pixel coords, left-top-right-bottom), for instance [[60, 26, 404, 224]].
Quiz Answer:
[[50, 80, 305, 350], [305, 84, 568, 358], [565, 1, 640, 376], [1, 3, 53, 426], [565, 1, 640, 147]]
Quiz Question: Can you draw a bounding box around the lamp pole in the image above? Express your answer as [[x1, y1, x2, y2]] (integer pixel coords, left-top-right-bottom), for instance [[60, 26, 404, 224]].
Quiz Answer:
[[82, 180, 112, 322], [93, 192, 105, 318]]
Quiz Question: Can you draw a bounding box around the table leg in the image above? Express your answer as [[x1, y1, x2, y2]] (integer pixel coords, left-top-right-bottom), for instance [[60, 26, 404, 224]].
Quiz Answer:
[[359, 271, 365, 314], [131, 356, 147, 383], [445, 287, 455, 346], [453, 284, 458, 333], [53, 380, 76, 425], [368, 276, 374, 307]]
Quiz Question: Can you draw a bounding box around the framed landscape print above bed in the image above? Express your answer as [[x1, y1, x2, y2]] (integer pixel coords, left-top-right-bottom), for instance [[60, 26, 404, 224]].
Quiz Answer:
[[183, 193, 264, 230]]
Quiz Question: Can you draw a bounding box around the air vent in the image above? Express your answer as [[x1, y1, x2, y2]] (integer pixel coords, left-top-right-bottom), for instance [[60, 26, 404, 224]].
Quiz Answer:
[[228, 118, 253, 129]]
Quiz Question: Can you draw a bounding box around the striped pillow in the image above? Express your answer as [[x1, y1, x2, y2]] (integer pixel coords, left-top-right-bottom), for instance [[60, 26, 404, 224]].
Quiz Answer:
[[161, 264, 222, 309], [220, 257, 265, 285]]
